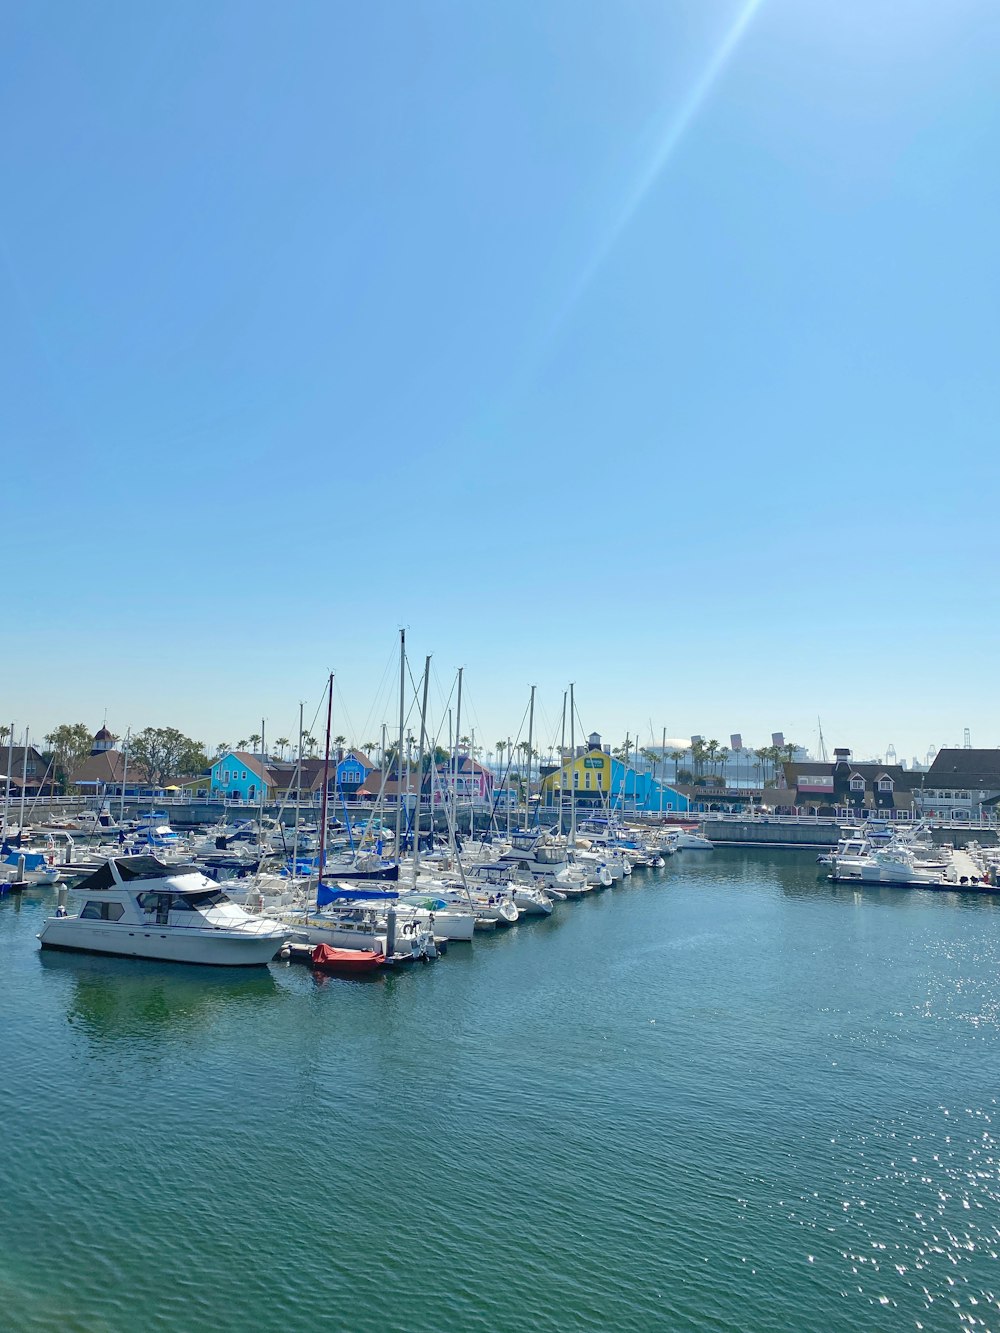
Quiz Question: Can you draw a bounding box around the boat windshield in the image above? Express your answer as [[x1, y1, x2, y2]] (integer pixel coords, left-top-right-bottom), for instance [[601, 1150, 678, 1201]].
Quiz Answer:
[[136, 889, 232, 912], [170, 889, 232, 910]]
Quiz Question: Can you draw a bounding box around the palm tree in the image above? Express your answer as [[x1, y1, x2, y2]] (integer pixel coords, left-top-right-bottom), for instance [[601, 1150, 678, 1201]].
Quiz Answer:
[[237, 738, 249, 751], [274, 737, 290, 760], [334, 734, 346, 750], [248, 732, 262, 754], [705, 740, 719, 776], [301, 733, 317, 756], [690, 738, 707, 776], [717, 746, 729, 782], [669, 750, 686, 783], [215, 742, 230, 756], [495, 740, 507, 771]]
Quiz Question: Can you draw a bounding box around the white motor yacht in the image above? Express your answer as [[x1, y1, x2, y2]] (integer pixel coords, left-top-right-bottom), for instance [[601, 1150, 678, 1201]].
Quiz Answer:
[[38, 856, 290, 965]]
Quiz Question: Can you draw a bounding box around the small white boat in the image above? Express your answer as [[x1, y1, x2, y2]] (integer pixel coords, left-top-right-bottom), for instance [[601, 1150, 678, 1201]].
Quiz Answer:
[[662, 829, 714, 851], [38, 855, 289, 966]]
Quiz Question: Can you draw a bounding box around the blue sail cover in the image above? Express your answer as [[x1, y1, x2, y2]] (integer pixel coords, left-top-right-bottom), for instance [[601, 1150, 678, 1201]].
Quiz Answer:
[[3, 851, 47, 871], [315, 883, 400, 908]]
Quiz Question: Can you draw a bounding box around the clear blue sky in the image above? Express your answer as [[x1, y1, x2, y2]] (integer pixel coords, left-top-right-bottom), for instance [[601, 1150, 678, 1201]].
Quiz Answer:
[[2, 0, 997, 763]]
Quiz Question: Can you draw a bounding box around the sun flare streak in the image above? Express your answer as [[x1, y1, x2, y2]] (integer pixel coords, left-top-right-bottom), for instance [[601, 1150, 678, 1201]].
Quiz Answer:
[[551, 0, 765, 333]]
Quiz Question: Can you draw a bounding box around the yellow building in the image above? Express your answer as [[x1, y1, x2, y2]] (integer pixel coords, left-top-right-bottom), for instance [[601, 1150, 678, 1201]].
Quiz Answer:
[[540, 749, 611, 806]]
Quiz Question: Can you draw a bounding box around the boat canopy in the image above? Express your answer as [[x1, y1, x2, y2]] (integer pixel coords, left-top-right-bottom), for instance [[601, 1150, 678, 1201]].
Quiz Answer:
[[72, 857, 202, 893]]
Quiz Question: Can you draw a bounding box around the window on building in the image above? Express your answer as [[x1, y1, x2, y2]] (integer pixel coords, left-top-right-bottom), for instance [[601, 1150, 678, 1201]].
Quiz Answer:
[[597, 771, 603, 788], [850, 777, 864, 791], [585, 772, 591, 789], [242, 770, 247, 780], [878, 779, 893, 792], [224, 770, 230, 782], [573, 771, 580, 787]]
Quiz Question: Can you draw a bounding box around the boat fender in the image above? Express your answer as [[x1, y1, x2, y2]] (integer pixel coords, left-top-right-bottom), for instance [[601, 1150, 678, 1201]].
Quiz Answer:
[[48, 855, 54, 865]]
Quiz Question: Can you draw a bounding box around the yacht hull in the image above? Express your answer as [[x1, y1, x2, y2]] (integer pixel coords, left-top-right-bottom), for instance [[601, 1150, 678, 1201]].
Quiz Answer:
[[38, 921, 285, 966]]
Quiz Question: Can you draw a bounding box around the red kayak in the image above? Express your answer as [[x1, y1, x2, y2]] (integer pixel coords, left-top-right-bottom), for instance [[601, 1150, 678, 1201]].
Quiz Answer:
[[311, 943, 383, 974]]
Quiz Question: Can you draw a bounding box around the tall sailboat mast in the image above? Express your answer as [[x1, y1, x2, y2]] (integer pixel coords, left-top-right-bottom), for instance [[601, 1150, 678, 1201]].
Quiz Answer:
[[394, 630, 406, 857], [525, 684, 535, 829], [316, 673, 334, 898], [454, 666, 463, 835], [558, 691, 566, 838], [2, 723, 13, 841], [569, 684, 576, 847], [411, 655, 431, 885]]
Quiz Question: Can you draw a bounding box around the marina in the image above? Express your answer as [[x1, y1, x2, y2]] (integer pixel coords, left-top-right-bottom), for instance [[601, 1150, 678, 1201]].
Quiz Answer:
[[2, 846, 999, 1332]]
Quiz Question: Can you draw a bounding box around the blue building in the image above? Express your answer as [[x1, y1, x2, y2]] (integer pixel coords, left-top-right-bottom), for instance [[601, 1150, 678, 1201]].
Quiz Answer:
[[334, 749, 377, 799], [210, 751, 271, 803], [609, 760, 689, 813]]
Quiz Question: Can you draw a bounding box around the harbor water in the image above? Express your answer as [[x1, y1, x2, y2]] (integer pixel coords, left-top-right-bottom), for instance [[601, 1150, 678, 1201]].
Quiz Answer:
[[2, 850, 999, 1332]]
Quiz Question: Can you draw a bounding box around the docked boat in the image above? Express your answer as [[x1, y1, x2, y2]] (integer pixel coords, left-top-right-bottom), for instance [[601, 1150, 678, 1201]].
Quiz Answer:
[[2, 850, 61, 886], [663, 829, 714, 851], [310, 943, 382, 974], [37, 856, 290, 966]]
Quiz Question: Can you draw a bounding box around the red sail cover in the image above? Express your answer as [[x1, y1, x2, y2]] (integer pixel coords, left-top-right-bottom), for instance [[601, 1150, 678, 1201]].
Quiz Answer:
[[311, 943, 381, 972]]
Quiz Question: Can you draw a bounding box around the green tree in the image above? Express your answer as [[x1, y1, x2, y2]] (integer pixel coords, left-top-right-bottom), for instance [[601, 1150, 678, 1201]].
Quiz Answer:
[[669, 750, 686, 782], [274, 737, 291, 760], [420, 745, 451, 773], [495, 740, 507, 770], [215, 742, 230, 756], [248, 732, 262, 753], [43, 722, 94, 790], [128, 728, 208, 785], [717, 746, 730, 781], [236, 738, 249, 751]]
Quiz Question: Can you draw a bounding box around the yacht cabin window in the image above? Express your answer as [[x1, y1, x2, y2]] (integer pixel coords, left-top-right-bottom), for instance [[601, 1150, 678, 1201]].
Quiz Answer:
[[79, 901, 125, 922]]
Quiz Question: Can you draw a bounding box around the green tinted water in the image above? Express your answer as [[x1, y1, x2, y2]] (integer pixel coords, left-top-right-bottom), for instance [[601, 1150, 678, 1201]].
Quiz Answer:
[[3, 851, 999, 1331]]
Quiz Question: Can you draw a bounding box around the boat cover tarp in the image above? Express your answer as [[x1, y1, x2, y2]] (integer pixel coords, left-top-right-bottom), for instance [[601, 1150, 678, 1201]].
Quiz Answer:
[[311, 943, 381, 970], [316, 883, 400, 908], [3, 851, 48, 871]]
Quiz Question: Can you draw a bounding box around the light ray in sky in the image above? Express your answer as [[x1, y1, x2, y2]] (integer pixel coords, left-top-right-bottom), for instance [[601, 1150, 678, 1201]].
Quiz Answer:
[[545, 0, 766, 342]]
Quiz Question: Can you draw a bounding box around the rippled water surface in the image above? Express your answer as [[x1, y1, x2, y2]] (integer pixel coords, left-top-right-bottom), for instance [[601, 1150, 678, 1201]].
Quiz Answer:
[[3, 850, 1000, 1331]]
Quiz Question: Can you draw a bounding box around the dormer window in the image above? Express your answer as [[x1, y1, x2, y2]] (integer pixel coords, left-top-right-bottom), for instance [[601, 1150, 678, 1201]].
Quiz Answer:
[[877, 777, 894, 792], [850, 775, 865, 792]]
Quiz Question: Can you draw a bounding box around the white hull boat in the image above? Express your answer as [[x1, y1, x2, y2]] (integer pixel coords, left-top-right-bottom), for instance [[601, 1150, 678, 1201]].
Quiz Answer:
[[37, 856, 289, 966]]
